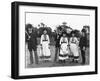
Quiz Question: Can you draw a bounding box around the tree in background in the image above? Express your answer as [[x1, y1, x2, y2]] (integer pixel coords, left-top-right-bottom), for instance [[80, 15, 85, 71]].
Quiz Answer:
[[37, 22, 52, 37]]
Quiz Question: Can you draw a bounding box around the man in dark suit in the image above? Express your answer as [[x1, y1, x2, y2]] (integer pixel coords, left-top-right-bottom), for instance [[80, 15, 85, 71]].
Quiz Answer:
[[54, 29, 62, 62], [79, 29, 87, 65], [26, 24, 38, 64]]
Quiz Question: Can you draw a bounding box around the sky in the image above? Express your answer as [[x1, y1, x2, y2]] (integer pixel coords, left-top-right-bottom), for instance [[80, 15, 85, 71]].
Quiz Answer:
[[26, 12, 90, 31]]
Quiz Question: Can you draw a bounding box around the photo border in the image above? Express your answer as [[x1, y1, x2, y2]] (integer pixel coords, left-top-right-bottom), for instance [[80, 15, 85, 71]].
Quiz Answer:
[[11, 1, 98, 79]]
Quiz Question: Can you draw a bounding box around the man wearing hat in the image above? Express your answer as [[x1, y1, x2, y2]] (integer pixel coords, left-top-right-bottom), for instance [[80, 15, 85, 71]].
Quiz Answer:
[[54, 27, 62, 62], [26, 24, 38, 64]]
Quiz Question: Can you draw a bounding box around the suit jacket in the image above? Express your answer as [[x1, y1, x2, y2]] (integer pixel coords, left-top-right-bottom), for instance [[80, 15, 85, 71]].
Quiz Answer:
[[79, 36, 87, 49], [27, 32, 37, 51], [55, 34, 62, 47]]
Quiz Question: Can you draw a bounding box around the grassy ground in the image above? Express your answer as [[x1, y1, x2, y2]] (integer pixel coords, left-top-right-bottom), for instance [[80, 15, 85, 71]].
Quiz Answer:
[[25, 45, 89, 68]]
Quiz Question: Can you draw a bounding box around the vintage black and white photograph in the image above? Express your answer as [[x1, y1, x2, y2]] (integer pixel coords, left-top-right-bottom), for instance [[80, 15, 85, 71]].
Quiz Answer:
[[25, 12, 90, 68], [11, 2, 97, 79]]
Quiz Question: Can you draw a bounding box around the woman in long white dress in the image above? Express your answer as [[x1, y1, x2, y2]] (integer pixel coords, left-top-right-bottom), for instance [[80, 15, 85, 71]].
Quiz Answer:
[[69, 31, 79, 63], [40, 29, 51, 61], [59, 32, 69, 63]]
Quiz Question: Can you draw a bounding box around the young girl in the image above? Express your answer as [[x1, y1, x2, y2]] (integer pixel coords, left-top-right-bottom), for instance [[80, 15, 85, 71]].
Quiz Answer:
[[69, 31, 79, 63], [40, 29, 51, 61], [58, 32, 69, 63]]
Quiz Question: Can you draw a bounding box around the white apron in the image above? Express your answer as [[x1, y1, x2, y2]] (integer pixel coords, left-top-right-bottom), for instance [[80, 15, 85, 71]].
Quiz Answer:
[[59, 37, 69, 60], [40, 34, 51, 57], [69, 37, 79, 57]]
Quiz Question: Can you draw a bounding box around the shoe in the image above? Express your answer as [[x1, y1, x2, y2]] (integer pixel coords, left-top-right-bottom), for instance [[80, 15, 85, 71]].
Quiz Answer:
[[75, 60, 78, 63], [72, 59, 74, 62]]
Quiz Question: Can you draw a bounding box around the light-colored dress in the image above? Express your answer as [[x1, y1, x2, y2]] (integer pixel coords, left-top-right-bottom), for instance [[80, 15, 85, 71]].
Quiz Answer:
[[69, 37, 79, 57], [40, 34, 51, 57], [59, 37, 69, 60]]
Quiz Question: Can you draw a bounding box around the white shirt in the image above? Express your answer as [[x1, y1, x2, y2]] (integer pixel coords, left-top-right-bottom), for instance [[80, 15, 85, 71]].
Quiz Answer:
[[40, 34, 50, 44], [60, 37, 68, 45]]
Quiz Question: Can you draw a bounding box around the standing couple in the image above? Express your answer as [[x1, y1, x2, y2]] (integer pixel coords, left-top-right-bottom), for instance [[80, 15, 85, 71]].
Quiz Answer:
[[26, 24, 51, 64]]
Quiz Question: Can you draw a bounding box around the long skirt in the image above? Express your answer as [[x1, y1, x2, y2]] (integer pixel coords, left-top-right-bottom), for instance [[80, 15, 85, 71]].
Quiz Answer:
[[42, 42, 51, 58], [70, 43, 79, 57], [59, 43, 69, 60]]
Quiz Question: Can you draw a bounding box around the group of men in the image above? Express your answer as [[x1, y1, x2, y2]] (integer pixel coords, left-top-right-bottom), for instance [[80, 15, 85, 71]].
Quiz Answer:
[[26, 24, 88, 65]]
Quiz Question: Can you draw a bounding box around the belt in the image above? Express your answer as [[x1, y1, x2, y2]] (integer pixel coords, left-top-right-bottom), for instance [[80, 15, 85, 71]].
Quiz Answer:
[[61, 42, 67, 43], [71, 42, 76, 44], [43, 40, 48, 41]]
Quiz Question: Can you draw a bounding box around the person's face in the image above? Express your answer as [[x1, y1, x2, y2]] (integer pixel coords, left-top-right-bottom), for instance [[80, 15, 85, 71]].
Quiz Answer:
[[63, 34, 66, 37], [86, 27, 89, 33], [58, 30, 61, 34], [44, 30, 47, 34], [72, 33, 75, 37], [82, 32, 85, 37], [59, 31, 62, 35], [28, 28, 32, 33]]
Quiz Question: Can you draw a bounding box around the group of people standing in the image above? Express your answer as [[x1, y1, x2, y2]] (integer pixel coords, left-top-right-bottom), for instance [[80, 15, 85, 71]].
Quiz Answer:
[[26, 24, 88, 66], [55, 29, 87, 65]]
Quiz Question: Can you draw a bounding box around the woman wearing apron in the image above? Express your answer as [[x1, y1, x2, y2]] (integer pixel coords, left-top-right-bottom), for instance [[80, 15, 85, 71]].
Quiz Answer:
[[40, 29, 51, 61], [59, 32, 69, 63], [69, 31, 79, 63]]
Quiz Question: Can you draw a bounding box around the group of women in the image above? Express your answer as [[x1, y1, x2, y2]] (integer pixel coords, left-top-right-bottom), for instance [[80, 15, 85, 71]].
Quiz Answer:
[[40, 29, 80, 63]]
